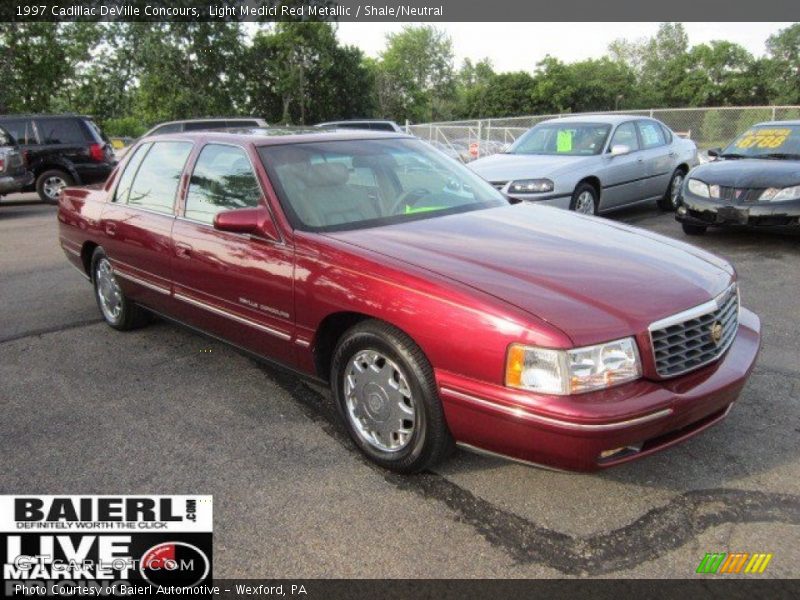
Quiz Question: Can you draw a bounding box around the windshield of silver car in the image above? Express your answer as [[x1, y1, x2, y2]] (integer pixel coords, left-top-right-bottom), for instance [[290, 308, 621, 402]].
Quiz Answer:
[[258, 138, 508, 231], [509, 123, 612, 156]]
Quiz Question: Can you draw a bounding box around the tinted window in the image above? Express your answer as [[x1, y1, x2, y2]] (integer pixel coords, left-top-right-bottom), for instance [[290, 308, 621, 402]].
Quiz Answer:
[[723, 124, 800, 157], [150, 123, 182, 136], [185, 144, 262, 224], [1, 119, 37, 145], [259, 138, 506, 232], [113, 143, 151, 203], [369, 123, 397, 132], [35, 118, 87, 144], [226, 120, 259, 127], [610, 122, 640, 151], [510, 123, 611, 156], [638, 121, 667, 149], [127, 141, 192, 214], [0, 126, 14, 146], [183, 121, 227, 132]]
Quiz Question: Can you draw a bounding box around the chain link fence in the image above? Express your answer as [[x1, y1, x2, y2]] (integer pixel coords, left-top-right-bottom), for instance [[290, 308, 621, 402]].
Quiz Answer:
[[408, 106, 800, 162]]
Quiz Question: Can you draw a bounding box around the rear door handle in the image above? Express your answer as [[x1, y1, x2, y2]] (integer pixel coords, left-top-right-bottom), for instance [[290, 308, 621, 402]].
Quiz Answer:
[[175, 242, 192, 259], [105, 223, 117, 237]]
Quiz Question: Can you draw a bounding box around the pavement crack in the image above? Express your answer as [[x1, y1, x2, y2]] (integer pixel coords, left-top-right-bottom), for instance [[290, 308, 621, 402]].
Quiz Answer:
[[0, 318, 103, 345], [260, 361, 800, 576]]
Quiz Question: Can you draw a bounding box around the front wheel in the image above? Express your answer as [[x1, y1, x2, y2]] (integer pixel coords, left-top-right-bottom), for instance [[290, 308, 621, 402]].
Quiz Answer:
[[91, 248, 149, 330], [658, 169, 686, 211], [331, 320, 454, 473], [36, 169, 73, 204], [681, 222, 707, 236], [570, 183, 598, 215]]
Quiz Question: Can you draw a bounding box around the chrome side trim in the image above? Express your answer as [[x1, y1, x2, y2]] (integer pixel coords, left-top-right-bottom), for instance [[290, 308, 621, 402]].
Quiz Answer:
[[440, 386, 673, 431], [456, 442, 568, 473], [61, 243, 81, 257], [114, 270, 171, 295], [648, 283, 736, 332], [173, 292, 291, 341], [294, 339, 311, 348]]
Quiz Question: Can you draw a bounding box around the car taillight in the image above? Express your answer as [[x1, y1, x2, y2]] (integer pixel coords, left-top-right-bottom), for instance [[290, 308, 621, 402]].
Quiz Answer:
[[0, 157, 5, 172], [89, 143, 105, 162]]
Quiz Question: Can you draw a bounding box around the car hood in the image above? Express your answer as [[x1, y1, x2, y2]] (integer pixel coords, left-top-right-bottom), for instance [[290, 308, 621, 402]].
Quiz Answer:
[[691, 158, 800, 188], [327, 205, 734, 346], [468, 153, 594, 182]]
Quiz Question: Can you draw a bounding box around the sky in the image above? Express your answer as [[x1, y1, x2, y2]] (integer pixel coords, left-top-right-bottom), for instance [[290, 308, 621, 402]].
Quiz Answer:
[[335, 22, 796, 73]]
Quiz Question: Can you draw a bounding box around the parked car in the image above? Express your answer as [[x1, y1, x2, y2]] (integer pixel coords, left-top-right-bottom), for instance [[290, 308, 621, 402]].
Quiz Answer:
[[0, 124, 34, 199], [677, 120, 800, 235], [142, 118, 269, 138], [0, 114, 115, 203], [58, 129, 760, 473], [468, 115, 698, 215], [316, 120, 404, 133]]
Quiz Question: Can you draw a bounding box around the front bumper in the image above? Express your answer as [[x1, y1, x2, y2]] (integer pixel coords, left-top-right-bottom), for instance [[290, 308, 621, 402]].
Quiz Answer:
[[0, 170, 34, 195], [505, 191, 572, 209], [677, 193, 800, 228], [437, 308, 761, 471]]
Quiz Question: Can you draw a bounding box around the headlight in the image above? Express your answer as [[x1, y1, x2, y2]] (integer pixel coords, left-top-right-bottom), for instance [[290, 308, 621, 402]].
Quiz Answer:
[[505, 338, 641, 395], [759, 185, 800, 202], [508, 178, 554, 193], [686, 178, 721, 199]]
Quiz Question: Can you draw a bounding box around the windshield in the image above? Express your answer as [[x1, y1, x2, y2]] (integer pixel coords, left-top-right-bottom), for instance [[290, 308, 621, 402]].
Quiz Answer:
[[509, 122, 611, 156], [258, 138, 507, 232], [723, 125, 800, 159]]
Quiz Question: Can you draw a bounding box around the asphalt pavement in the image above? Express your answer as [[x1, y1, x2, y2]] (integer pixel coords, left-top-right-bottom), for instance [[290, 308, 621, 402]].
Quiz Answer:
[[1, 193, 798, 578]]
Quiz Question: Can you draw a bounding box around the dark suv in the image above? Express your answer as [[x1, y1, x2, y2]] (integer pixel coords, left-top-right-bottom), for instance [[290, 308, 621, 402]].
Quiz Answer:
[[0, 125, 34, 199], [0, 114, 115, 203]]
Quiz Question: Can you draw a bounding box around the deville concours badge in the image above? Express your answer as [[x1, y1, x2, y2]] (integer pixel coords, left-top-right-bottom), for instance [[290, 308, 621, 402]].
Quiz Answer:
[[0, 495, 213, 596]]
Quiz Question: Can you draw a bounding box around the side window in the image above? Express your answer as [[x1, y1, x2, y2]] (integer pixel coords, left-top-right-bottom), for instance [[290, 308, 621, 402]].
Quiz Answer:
[[0, 127, 13, 145], [2, 119, 37, 145], [185, 144, 262, 224], [610, 122, 640, 151], [660, 123, 674, 144], [127, 141, 193, 214], [35, 118, 88, 144], [150, 123, 182, 136], [113, 143, 151, 203], [226, 120, 258, 128], [638, 121, 667, 149], [184, 121, 227, 132]]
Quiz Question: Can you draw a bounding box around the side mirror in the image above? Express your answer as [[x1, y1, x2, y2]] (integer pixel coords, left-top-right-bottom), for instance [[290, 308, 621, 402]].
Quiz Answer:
[[609, 144, 631, 157], [707, 148, 721, 158], [214, 206, 280, 242]]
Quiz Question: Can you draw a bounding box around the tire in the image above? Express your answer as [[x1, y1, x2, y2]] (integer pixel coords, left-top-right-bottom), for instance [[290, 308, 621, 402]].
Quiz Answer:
[[569, 182, 598, 215], [681, 222, 707, 236], [91, 247, 149, 331], [658, 168, 686, 211], [331, 319, 454, 473], [36, 169, 73, 204]]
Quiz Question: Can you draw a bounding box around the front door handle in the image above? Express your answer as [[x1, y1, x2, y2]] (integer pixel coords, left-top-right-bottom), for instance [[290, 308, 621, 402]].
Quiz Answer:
[[175, 242, 192, 259], [105, 223, 117, 237]]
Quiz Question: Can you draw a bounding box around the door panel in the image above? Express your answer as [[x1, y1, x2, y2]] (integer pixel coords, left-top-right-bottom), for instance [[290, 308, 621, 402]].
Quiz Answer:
[[637, 121, 673, 198], [601, 121, 644, 208]]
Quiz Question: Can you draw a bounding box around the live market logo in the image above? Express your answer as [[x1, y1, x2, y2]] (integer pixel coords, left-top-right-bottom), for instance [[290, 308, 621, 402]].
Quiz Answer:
[[0, 496, 213, 596]]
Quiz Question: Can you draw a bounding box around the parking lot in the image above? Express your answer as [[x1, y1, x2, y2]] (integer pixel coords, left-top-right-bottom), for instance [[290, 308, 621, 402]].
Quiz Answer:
[[1, 193, 798, 578]]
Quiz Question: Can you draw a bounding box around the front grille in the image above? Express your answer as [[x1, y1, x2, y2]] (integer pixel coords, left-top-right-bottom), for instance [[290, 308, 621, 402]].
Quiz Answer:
[[490, 181, 508, 191], [719, 187, 763, 203], [650, 284, 739, 378]]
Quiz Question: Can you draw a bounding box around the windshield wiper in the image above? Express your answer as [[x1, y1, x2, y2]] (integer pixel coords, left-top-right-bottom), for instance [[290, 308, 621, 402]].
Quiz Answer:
[[755, 152, 800, 160], [718, 152, 747, 159]]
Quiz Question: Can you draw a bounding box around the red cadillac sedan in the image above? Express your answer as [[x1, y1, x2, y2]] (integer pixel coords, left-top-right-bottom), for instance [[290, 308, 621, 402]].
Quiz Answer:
[[57, 130, 761, 473]]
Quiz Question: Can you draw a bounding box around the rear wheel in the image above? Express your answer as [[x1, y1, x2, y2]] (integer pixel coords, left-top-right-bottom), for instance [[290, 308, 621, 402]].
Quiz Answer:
[[658, 168, 686, 211], [36, 169, 73, 204], [331, 320, 454, 473], [681, 222, 707, 236], [91, 247, 149, 330], [570, 182, 598, 215]]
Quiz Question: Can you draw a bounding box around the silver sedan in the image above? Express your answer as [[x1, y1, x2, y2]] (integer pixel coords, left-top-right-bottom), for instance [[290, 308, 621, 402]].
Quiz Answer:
[[468, 115, 698, 215]]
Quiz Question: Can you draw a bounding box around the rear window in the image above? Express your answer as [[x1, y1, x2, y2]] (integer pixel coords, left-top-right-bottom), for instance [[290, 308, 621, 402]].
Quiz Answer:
[[35, 118, 88, 144], [1, 119, 37, 145]]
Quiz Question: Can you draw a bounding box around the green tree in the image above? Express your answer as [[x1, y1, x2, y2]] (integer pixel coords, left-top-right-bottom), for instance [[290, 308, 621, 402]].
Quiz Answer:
[[765, 24, 800, 103]]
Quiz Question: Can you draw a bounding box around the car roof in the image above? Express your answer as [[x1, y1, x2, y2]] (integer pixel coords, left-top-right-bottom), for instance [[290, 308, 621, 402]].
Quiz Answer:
[[140, 128, 413, 146], [753, 120, 800, 127], [152, 117, 266, 126], [0, 113, 93, 120], [539, 114, 658, 126]]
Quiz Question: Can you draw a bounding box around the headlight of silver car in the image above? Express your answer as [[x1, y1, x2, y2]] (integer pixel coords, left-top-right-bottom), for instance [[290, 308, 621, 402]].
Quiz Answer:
[[505, 338, 642, 395], [508, 178, 554, 193], [686, 178, 721, 199], [759, 185, 800, 202]]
